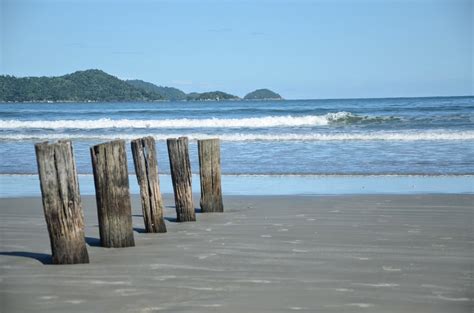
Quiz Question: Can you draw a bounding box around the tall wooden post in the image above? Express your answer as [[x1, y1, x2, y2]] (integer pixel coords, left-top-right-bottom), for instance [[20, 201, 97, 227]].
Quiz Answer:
[[90, 140, 135, 248], [198, 139, 224, 213], [167, 137, 195, 222], [35, 140, 89, 264], [131, 136, 167, 233]]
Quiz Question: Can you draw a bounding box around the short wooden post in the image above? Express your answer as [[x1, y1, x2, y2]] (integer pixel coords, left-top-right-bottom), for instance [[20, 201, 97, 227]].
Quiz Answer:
[[35, 140, 89, 264], [167, 137, 195, 222], [90, 140, 135, 248], [131, 136, 167, 233], [198, 139, 224, 213]]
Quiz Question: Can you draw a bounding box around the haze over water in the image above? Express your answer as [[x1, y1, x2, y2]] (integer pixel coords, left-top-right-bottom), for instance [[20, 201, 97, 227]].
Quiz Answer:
[[1, 96, 473, 176]]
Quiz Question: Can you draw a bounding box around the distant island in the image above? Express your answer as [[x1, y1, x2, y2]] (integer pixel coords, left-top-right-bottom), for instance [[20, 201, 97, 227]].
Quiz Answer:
[[0, 70, 162, 102], [126, 79, 186, 101], [244, 89, 283, 100], [186, 91, 240, 101], [0, 69, 282, 102]]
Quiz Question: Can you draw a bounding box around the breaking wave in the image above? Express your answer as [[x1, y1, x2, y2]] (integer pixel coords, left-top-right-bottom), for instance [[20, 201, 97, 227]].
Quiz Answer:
[[1, 131, 473, 142], [0, 112, 398, 129]]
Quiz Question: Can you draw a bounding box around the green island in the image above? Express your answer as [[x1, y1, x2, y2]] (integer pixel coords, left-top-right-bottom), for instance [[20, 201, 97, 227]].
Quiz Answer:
[[186, 91, 240, 101], [0, 70, 162, 102], [0, 69, 281, 102], [244, 89, 283, 100], [126, 79, 187, 101]]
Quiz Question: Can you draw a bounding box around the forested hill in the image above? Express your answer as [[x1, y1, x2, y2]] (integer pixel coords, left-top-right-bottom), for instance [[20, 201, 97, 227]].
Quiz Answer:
[[0, 69, 163, 102], [186, 91, 240, 101], [126, 79, 187, 101], [244, 88, 283, 100], [0, 69, 280, 102]]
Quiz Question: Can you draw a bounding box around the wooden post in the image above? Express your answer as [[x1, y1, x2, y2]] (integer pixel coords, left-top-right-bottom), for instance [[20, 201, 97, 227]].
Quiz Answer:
[[90, 140, 135, 248], [131, 136, 167, 233], [198, 139, 224, 213], [35, 140, 89, 264], [167, 137, 195, 222]]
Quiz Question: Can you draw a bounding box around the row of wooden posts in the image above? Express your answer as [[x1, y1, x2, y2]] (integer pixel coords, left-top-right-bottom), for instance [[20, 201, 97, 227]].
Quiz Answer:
[[35, 136, 223, 264]]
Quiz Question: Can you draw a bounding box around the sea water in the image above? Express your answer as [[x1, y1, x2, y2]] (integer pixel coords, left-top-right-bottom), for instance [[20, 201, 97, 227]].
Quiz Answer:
[[1, 97, 473, 196]]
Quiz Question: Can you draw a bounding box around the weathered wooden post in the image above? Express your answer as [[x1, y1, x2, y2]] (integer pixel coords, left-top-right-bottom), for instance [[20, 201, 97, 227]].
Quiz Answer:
[[198, 139, 224, 213], [167, 137, 195, 222], [131, 136, 167, 233], [35, 140, 89, 264], [90, 140, 135, 248]]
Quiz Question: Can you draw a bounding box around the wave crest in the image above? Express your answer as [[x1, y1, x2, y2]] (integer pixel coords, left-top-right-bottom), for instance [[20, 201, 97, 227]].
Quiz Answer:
[[0, 112, 397, 129], [326, 112, 399, 123], [1, 131, 472, 142]]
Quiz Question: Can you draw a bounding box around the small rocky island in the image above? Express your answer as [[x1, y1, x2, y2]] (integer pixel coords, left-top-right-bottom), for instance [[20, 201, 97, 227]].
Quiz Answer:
[[244, 89, 283, 100], [186, 91, 240, 101]]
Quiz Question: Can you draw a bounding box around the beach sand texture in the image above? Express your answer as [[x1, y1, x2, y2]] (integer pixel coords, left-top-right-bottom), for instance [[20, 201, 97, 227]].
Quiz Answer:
[[1, 194, 473, 312]]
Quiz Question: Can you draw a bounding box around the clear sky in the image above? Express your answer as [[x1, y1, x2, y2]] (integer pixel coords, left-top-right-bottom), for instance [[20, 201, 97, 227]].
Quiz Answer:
[[1, 0, 472, 99]]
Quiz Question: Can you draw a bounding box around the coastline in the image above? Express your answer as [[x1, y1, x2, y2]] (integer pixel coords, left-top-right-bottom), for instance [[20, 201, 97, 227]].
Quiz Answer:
[[0, 95, 471, 104], [0, 174, 473, 198], [1, 194, 472, 312]]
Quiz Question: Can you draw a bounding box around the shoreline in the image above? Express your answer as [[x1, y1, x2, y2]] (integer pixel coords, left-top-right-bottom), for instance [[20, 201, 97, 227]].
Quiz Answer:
[[1, 95, 472, 104], [1, 174, 473, 198], [1, 192, 473, 200], [1, 194, 472, 312]]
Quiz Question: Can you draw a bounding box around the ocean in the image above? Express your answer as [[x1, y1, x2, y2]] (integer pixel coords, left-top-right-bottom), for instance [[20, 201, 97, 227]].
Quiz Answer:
[[1, 97, 473, 196]]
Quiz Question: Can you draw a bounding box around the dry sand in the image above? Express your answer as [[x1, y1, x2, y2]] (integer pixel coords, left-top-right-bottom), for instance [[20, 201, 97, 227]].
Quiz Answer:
[[0, 194, 473, 312]]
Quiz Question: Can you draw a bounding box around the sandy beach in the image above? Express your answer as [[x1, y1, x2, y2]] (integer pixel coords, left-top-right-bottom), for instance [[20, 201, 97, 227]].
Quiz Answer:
[[0, 194, 472, 312]]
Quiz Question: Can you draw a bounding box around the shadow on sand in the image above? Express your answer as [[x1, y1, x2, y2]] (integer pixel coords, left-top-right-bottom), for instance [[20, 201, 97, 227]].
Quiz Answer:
[[164, 216, 177, 223], [84, 236, 101, 247], [163, 208, 201, 223], [0, 251, 51, 264]]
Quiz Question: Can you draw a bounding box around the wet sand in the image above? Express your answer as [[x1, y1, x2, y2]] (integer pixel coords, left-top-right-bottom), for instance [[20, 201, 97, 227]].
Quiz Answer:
[[1, 194, 473, 312]]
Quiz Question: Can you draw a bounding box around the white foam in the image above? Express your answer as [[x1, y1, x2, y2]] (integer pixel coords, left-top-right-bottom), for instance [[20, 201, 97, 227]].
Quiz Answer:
[[38, 295, 58, 300], [283, 240, 301, 244], [292, 249, 309, 253], [64, 299, 85, 304], [2, 131, 473, 142], [199, 304, 222, 308], [346, 303, 374, 308], [335, 288, 354, 292], [178, 286, 216, 291], [0, 113, 345, 129], [88, 280, 130, 285], [235, 279, 272, 284], [437, 295, 470, 302], [355, 283, 399, 287], [197, 253, 217, 260]]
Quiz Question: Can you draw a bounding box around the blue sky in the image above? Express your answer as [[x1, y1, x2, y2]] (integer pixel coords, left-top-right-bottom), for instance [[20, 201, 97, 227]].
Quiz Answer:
[[1, 0, 472, 99]]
